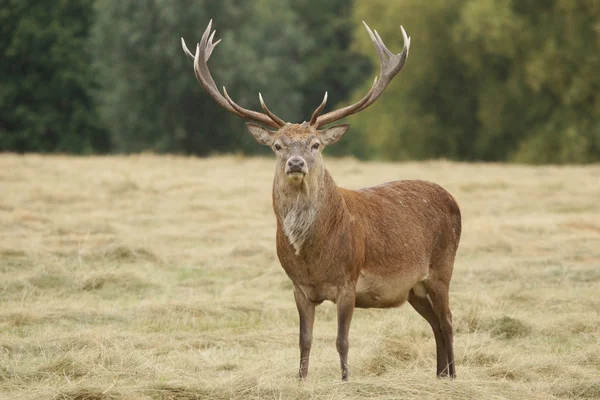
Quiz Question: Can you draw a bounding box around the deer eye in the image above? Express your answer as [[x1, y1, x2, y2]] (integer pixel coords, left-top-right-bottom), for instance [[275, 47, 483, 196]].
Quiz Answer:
[[312, 143, 320, 150], [274, 144, 281, 151]]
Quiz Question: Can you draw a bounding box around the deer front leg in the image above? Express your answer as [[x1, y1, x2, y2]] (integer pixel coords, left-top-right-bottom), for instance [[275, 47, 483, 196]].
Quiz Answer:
[[293, 285, 316, 379], [336, 287, 356, 381]]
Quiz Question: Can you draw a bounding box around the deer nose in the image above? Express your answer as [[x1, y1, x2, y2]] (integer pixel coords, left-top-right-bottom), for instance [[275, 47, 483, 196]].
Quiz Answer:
[[286, 156, 306, 173]]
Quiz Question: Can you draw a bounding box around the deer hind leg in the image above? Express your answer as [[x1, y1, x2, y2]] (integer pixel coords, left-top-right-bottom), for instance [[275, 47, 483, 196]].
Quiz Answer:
[[336, 288, 356, 381], [425, 278, 455, 378], [408, 289, 449, 377]]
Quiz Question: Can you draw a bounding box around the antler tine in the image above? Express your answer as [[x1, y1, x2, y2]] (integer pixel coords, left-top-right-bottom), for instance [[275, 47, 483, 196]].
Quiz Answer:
[[205, 30, 222, 60], [190, 40, 239, 117], [356, 25, 410, 112], [314, 22, 411, 128], [314, 75, 378, 127], [182, 20, 285, 128], [181, 37, 195, 61], [309, 92, 328, 126], [182, 21, 223, 62], [259, 93, 286, 126], [363, 22, 387, 67], [221, 87, 286, 128], [373, 29, 394, 58]]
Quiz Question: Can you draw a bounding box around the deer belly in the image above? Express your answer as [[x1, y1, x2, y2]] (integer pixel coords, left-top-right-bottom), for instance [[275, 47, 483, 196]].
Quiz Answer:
[[355, 269, 425, 308]]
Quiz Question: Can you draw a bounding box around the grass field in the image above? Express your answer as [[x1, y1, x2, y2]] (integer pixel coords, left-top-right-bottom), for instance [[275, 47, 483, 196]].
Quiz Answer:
[[1, 154, 599, 399]]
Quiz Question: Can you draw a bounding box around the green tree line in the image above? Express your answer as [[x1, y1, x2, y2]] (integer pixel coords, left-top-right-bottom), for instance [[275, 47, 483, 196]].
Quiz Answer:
[[1, 0, 599, 163]]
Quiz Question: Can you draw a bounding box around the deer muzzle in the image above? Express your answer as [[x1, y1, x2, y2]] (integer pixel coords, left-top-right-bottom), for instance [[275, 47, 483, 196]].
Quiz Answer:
[[286, 156, 308, 178]]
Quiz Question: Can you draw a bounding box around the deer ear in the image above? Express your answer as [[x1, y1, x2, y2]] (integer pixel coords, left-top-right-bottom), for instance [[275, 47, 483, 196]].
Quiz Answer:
[[246, 123, 276, 146], [319, 124, 350, 145]]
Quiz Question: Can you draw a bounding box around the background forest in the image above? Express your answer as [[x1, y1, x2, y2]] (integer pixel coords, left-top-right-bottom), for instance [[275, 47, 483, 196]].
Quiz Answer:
[[1, 0, 600, 163]]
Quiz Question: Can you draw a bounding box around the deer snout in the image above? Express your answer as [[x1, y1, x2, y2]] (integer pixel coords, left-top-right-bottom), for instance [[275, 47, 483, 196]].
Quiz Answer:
[[286, 156, 308, 176]]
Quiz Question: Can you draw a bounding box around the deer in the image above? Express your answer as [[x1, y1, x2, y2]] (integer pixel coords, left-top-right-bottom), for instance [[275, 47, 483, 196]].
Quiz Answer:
[[181, 19, 461, 381]]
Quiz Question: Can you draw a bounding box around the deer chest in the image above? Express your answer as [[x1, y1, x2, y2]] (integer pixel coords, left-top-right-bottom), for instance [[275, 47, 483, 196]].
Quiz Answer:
[[277, 246, 356, 303]]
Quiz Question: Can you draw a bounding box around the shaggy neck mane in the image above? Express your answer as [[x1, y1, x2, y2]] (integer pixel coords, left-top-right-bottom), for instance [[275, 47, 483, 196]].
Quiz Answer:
[[273, 169, 338, 255]]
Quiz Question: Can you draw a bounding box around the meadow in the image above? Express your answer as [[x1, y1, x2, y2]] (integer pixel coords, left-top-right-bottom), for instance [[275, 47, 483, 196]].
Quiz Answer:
[[1, 154, 599, 399]]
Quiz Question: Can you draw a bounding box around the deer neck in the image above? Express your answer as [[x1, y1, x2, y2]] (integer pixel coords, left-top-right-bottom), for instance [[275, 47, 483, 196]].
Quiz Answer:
[[273, 168, 342, 255]]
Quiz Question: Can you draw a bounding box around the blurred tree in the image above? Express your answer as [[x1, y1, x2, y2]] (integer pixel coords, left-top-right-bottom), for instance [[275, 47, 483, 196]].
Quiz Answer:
[[509, 0, 600, 163], [4, 0, 598, 163], [351, 0, 600, 163], [92, 0, 312, 154], [289, 0, 372, 157], [0, 0, 110, 153]]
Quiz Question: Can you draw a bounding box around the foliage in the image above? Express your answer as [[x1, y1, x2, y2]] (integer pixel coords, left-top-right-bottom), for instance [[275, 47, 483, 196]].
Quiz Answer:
[[289, 0, 372, 157], [92, 0, 311, 154], [2, 0, 600, 163], [0, 0, 109, 153], [351, 0, 600, 163]]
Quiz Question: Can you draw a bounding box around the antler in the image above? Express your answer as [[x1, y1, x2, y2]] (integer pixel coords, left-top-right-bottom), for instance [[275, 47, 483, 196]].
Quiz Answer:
[[310, 22, 411, 128], [181, 20, 286, 129]]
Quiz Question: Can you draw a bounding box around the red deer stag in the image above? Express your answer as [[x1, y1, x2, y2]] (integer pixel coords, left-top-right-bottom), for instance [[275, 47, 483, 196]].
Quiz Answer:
[[182, 20, 461, 381]]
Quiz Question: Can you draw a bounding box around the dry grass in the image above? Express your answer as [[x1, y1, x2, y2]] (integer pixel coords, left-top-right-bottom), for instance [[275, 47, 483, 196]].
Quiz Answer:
[[0, 153, 599, 400]]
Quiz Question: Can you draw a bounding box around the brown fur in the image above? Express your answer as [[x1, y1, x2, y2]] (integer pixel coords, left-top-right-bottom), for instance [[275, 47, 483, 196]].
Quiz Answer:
[[183, 19, 449, 381], [266, 124, 461, 380]]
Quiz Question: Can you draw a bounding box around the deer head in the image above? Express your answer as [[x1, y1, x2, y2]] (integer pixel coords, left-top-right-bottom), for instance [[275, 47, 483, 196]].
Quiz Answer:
[[181, 20, 411, 186]]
